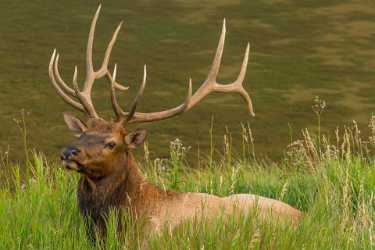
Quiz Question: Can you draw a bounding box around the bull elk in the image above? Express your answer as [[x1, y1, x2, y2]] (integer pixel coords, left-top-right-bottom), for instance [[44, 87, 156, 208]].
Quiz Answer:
[[49, 5, 301, 242]]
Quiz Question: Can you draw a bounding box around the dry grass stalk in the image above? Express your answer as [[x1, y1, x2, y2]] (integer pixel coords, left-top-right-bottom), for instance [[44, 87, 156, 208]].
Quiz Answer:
[[241, 123, 256, 161], [368, 114, 375, 146], [248, 228, 261, 249], [286, 118, 374, 169]]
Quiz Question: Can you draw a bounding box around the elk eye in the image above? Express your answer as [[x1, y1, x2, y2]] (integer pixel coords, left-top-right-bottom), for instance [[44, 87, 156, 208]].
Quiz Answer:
[[104, 141, 116, 150]]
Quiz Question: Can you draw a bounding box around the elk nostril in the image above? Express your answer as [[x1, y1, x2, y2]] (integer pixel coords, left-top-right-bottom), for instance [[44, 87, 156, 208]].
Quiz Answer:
[[62, 146, 80, 159], [71, 148, 81, 156]]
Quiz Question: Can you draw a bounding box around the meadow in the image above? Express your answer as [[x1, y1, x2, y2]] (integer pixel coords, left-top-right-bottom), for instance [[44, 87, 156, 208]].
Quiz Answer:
[[0, 116, 374, 250], [2, 0, 375, 160], [0, 1, 374, 249]]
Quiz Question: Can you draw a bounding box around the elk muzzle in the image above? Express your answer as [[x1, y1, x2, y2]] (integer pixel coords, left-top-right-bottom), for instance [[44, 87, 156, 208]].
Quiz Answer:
[[61, 145, 85, 172]]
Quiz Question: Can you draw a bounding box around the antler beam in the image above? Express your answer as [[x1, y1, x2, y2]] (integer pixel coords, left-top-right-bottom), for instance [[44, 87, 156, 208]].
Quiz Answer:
[[114, 19, 254, 123]]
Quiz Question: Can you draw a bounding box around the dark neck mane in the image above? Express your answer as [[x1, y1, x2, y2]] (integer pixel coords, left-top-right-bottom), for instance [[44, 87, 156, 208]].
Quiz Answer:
[[77, 151, 178, 239], [79, 152, 145, 200], [77, 151, 170, 218]]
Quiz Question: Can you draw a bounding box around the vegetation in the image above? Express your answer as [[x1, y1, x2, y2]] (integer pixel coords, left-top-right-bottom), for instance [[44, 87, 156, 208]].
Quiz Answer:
[[0, 119, 374, 249]]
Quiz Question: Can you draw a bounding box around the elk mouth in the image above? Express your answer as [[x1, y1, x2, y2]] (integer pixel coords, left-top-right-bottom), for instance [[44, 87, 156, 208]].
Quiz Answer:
[[61, 159, 86, 173]]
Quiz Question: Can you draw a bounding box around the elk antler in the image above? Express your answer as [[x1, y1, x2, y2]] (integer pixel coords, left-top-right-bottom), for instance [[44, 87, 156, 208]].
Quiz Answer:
[[49, 5, 254, 122], [111, 19, 254, 123], [48, 5, 128, 118]]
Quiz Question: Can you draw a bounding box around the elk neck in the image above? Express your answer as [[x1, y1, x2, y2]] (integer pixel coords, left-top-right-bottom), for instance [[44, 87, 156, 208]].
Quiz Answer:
[[77, 150, 170, 214], [79, 151, 143, 196]]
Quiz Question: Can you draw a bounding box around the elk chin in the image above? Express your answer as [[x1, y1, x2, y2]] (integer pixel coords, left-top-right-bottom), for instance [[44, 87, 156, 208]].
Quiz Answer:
[[62, 159, 86, 173]]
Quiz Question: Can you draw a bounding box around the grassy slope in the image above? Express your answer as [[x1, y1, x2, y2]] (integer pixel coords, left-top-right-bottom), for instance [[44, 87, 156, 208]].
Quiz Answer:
[[0, 152, 373, 250]]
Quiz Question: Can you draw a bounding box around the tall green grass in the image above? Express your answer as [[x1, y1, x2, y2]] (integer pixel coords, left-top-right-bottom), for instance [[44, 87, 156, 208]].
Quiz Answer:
[[0, 149, 373, 249], [1, 108, 374, 249]]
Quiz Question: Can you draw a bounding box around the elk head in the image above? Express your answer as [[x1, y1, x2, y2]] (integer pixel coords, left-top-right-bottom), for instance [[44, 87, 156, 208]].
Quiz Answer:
[[49, 5, 254, 180]]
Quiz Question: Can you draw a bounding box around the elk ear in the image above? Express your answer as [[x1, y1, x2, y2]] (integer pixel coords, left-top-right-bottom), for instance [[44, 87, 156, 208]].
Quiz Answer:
[[63, 112, 87, 135], [124, 129, 147, 148]]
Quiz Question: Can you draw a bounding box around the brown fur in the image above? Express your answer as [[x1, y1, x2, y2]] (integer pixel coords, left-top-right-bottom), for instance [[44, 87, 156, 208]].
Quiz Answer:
[[61, 117, 302, 240]]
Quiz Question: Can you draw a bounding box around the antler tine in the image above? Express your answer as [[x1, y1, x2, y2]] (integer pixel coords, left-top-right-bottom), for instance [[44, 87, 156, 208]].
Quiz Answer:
[[107, 72, 129, 91], [53, 54, 76, 96], [85, 4, 101, 77], [98, 21, 122, 76], [186, 78, 193, 104], [72, 66, 79, 93], [48, 50, 85, 112], [234, 42, 249, 85], [206, 18, 226, 82], [232, 43, 254, 116], [126, 19, 254, 123], [110, 64, 124, 119], [98, 20, 129, 91], [180, 18, 226, 111], [110, 64, 148, 122], [126, 65, 147, 122], [96, 20, 128, 91], [126, 78, 191, 124]]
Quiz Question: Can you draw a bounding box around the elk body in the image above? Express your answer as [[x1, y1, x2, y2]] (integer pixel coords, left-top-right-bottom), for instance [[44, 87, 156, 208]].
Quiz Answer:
[[49, 5, 302, 241]]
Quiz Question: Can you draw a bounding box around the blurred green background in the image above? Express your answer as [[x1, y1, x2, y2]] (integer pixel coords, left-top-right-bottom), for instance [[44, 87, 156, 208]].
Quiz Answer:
[[0, 0, 374, 162]]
